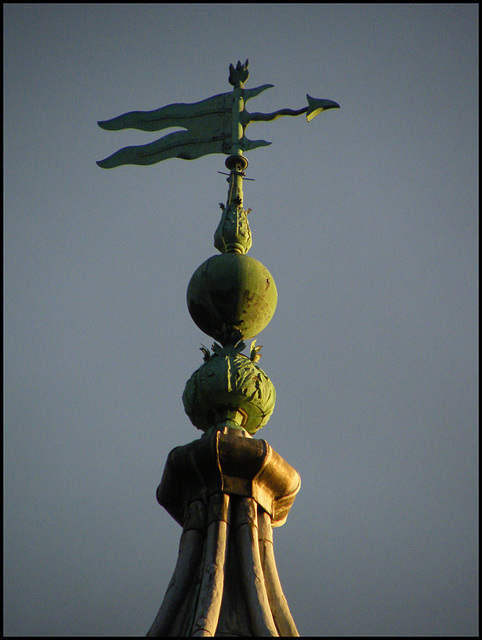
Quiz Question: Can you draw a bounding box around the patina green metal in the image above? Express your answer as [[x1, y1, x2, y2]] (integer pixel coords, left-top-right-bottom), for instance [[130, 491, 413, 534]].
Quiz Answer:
[[96, 83, 273, 168], [96, 60, 340, 434], [186, 252, 277, 346], [96, 58, 339, 168], [214, 155, 252, 254], [97, 61, 339, 636], [182, 341, 275, 435]]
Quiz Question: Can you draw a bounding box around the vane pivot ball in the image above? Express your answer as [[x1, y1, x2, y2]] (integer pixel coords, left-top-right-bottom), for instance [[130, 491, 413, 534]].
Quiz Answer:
[[187, 253, 277, 346]]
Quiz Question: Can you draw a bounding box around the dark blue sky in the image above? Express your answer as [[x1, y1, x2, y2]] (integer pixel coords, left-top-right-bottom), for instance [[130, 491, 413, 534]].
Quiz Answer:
[[4, 4, 478, 636]]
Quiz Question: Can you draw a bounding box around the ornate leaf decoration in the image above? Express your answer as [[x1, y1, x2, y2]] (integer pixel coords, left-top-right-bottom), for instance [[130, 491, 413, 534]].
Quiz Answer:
[[200, 345, 211, 361], [249, 339, 263, 363]]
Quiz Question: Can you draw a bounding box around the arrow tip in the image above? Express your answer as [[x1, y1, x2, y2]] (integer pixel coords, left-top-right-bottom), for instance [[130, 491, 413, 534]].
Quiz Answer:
[[306, 94, 340, 121]]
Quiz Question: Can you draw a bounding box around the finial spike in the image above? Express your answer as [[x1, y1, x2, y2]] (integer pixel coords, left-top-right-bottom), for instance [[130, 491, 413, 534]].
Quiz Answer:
[[228, 59, 249, 86]]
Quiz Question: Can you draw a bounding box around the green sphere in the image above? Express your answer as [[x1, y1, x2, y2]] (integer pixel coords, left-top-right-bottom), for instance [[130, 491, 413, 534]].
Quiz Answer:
[[183, 350, 276, 434], [187, 253, 277, 344]]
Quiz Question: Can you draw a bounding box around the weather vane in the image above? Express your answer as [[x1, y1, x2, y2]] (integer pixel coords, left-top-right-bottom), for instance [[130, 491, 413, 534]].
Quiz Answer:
[[98, 61, 339, 637], [97, 59, 339, 168]]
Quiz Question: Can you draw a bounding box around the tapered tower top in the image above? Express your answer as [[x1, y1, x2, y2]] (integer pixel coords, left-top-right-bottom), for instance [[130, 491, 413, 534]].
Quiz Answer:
[[97, 60, 339, 636]]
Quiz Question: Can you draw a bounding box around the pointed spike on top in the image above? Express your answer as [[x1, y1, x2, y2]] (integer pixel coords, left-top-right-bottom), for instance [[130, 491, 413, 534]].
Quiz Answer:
[[229, 59, 249, 87], [200, 345, 211, 361], [235, 340, 246, 353], [212, 342, 223, 355], [249, 340, 263, 362]]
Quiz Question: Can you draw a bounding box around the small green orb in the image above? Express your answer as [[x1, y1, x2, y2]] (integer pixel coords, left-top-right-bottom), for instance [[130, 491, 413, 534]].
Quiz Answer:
[[187, 253, 277, 344], [183, 350, 276, 434]]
